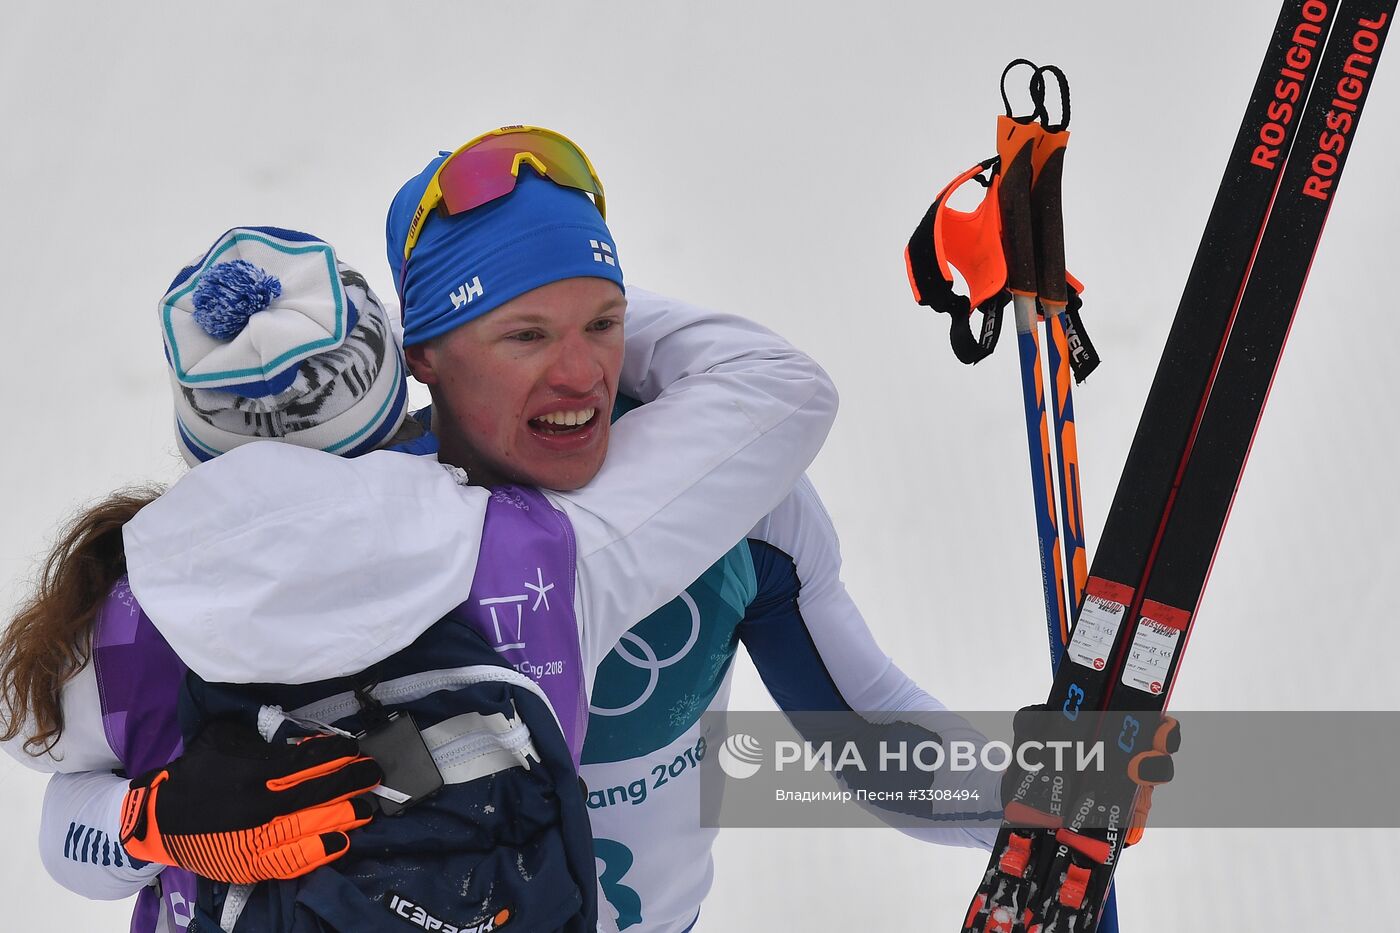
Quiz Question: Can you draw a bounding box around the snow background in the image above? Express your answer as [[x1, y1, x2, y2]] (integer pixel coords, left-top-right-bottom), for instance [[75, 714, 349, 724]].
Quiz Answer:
[[2, 1, 1396, 929]]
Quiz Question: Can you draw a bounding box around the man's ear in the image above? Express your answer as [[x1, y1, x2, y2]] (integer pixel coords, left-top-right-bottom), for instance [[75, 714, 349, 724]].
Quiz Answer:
[[404, 343, 438, 386]]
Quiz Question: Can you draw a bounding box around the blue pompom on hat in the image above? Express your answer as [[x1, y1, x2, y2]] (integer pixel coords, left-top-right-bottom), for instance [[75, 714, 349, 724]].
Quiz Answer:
[[161, 227, 409, 466], [190, 259, 284, 340], [386, 154, 624, 347]]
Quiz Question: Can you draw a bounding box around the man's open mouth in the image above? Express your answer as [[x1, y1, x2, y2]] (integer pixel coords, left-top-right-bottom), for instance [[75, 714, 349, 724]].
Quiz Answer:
[[528, 407, 598, 435]]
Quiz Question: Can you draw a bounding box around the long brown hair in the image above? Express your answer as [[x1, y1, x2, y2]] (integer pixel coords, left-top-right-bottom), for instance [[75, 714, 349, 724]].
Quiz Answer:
[[0, 488, 162, 755]]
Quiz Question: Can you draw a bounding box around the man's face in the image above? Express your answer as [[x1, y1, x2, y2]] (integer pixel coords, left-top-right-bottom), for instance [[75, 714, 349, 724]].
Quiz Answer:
[[406, 277, 625, 491]]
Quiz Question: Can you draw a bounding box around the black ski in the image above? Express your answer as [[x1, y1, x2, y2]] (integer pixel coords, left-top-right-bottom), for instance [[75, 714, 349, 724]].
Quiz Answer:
[[1031, 4, 1393, 928], [962, 1, 1393, 929]]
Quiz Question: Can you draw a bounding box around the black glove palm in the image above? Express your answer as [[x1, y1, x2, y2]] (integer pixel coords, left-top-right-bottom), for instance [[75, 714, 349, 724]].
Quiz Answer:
[[119, 720, 382, 883]]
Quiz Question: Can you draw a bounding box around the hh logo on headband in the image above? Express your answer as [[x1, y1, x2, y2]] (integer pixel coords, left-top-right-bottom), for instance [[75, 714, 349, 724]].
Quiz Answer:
[[450, 276, 485, 310], [590, 240, 616, 266]]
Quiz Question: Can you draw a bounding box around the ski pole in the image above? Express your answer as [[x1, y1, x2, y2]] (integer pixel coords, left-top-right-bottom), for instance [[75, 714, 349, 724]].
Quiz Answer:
[[996, 67, 1072, 670], [1028, 65, 1089, 626], [1026, 63, 1123, 933]]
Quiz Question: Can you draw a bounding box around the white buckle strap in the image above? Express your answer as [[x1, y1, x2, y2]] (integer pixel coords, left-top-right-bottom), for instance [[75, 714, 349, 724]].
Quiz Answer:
[[257, 665, 553, 786], [422, 706, 540, 784]]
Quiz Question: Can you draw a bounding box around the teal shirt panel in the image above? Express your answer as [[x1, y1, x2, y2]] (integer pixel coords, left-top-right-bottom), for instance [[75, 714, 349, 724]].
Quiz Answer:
[[580, 395, 758, 764]]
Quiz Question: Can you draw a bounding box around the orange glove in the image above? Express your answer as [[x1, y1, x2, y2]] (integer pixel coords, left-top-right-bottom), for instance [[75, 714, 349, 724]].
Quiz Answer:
[[119, 720, 381, 883]]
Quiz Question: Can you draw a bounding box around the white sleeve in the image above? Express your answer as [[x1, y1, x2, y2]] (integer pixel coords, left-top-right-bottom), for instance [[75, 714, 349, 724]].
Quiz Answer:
[[125, 444, 491, 684], [2, 661, 123, 775], [39, 770, 162, 899], [746, 476, 997, 850], [547, 288, 838, 686]]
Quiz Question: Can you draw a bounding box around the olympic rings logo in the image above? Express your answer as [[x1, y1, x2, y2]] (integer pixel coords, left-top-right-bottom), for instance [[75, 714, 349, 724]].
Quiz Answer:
[[588, 591, 702, 717]]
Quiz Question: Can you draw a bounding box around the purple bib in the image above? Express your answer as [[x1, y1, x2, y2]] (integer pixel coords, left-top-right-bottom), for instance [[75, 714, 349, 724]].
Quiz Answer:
[[92, 578, 198, 932], [454, 486, 588, 763]]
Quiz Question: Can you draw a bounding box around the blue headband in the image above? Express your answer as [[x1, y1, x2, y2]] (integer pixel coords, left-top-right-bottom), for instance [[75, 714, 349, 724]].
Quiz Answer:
[[385, 156, 624, 346]]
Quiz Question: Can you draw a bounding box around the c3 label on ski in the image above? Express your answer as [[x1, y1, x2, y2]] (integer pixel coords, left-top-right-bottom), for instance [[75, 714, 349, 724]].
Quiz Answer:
[[1123, 600, 1190, 694], [1066, 577, 1132, 671]]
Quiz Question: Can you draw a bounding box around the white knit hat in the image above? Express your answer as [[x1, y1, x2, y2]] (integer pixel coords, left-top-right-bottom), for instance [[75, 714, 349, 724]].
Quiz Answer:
[[160, 227, 408, 466]]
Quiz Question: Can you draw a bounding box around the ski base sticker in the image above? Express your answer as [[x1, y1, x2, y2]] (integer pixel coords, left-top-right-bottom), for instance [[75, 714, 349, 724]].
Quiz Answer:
[[1067, 578, 1133, 671], [1123, 599, 1190, 695]]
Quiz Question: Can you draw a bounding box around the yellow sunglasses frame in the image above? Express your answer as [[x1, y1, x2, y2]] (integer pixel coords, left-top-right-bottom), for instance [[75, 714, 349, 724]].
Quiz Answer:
[[401, 125, 607, 264]]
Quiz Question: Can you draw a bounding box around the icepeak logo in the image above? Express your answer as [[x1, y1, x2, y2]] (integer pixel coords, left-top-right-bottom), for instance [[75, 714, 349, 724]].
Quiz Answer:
[[590, 239, 616, 266], [387, 893, 511, 933], [450, 276, 484, 310], [718, 732, 764, 779]]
